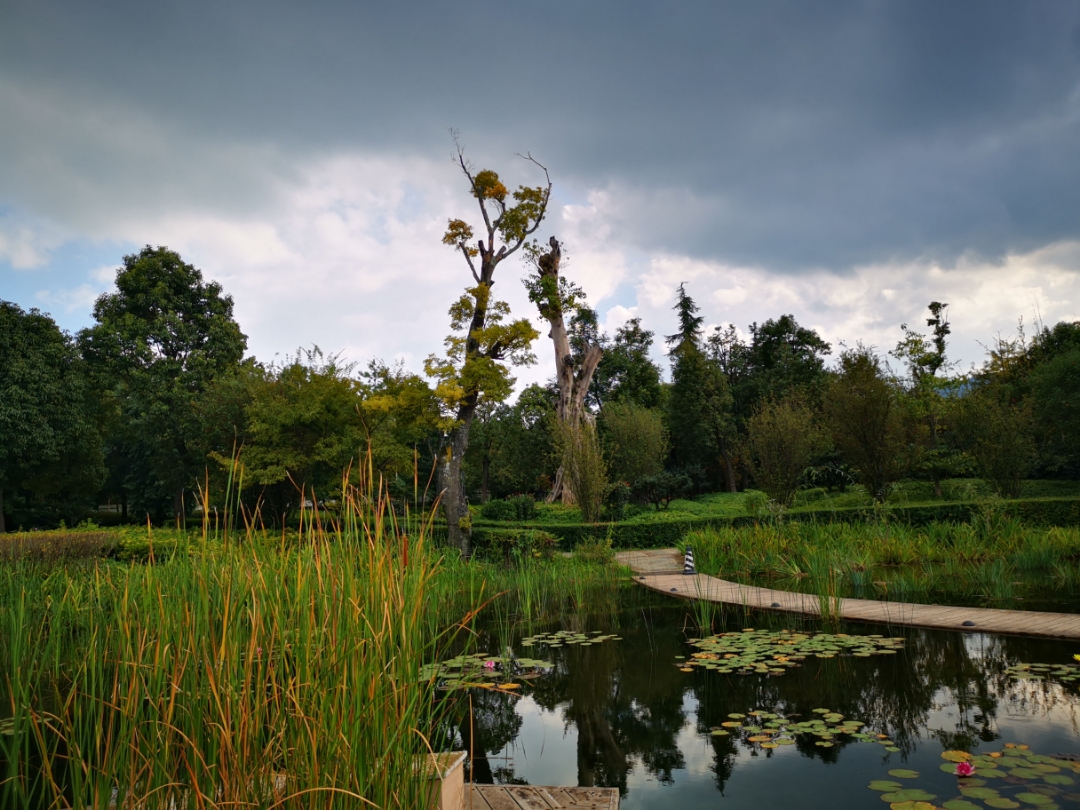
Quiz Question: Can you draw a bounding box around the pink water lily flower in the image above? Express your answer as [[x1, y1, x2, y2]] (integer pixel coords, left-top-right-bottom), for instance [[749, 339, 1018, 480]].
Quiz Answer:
[[955, 762, 976, 777], [483, 660, 498, 669]]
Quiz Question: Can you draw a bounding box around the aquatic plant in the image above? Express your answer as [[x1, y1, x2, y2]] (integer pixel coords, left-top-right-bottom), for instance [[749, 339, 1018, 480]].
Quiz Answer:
[[1005, 662, 1080, 684], [867, 743, 1080, 810], [707, 707, 899, 751], [420, 652, 554, 691], [676, 628, 903, 676]]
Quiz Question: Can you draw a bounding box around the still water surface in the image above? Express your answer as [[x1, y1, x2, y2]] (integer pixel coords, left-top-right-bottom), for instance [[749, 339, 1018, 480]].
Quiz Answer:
[[447, 589, 1080, 809]]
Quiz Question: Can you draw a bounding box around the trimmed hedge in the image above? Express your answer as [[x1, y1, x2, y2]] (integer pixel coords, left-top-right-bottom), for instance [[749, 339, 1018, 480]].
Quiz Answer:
[[459, 496, 1080, 551]]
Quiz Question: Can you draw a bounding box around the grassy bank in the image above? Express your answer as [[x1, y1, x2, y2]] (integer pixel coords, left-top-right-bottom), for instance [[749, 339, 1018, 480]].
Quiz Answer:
[[679, 515, 1080, 608]]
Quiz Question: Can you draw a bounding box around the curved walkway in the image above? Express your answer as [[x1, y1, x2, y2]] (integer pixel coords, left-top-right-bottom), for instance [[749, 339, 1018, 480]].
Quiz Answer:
[[616, 548, 1080, 639]]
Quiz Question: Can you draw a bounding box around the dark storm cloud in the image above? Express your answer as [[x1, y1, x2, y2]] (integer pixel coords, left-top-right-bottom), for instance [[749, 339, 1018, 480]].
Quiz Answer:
[[3, 0, 1080, 270]]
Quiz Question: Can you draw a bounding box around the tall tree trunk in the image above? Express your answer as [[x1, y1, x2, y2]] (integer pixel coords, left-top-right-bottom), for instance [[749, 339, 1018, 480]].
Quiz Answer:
[[440, 418, 473, 557], [720, 448, 738, 493], [534, 237, 604, 504], [0, 486, 5, 533]]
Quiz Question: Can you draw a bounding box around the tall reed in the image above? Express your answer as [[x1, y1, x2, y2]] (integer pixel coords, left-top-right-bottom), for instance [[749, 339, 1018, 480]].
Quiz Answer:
[[0, 481, 451, 809]]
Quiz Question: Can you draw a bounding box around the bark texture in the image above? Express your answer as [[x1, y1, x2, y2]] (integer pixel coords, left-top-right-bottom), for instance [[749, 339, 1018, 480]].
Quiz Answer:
[[534, 237, 604, 503]]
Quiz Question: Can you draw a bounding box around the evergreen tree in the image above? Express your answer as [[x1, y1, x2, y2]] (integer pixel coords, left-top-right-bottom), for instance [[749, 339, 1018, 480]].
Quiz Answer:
[[665, 289, 717, 473]]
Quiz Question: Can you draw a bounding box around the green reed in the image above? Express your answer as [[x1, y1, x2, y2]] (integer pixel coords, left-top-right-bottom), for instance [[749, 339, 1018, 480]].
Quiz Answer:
[[681, 520, 1080, 607], [0, 479, 456, 809]]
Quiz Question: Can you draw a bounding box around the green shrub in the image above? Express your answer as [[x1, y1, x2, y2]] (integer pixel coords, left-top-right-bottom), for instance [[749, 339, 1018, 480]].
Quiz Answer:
[[479, 499, 516, 521], [605, 481, 631, 521], [632, 471, 692, 510], [507, 494, 539, 521], [476, 528, 559, 563], [574, 533, 616, 566], [470, 495, 1080, 551]]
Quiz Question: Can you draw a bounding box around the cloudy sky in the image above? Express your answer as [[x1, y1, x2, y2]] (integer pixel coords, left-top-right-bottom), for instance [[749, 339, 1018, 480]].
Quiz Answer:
[[3, 0, 1080, 386]]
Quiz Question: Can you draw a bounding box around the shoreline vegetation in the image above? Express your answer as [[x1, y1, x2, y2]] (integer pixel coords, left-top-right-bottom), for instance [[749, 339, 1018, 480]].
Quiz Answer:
[[679, 516, 1080, 611], [0, 477, 628, 809]]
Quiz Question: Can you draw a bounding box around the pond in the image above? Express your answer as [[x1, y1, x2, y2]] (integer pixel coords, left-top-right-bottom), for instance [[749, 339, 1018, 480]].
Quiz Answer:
[[439, 587, 1080, 809]]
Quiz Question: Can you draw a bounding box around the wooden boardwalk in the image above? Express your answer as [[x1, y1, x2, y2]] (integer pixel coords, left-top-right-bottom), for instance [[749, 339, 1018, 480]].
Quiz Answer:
[[467, 785, 618, 810], [616, 549, 1080, 639]]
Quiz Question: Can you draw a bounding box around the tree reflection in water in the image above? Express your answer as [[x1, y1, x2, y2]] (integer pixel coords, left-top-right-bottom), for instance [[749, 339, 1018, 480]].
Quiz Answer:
[[436, 592, 1080, 798]]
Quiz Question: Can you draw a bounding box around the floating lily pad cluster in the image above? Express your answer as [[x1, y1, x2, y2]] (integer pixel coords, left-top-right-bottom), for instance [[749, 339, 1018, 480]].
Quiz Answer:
[[867, 743, 1080, 810], [419, 652, 553, 691], [520, 630, 621, 648], [677, 629, 904, 677], [707, 707, 900, 752], [1005, 662, 1080, 685]]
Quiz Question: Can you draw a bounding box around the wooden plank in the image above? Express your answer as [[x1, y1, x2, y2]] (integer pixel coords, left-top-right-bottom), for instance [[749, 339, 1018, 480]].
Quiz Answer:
[[467, 786, 496, 810], [536, 786, 570, 807], [469, 786, 620, 810], [620, 550, 1080, 639], [563, 787, 619, 809], [474, 786, 526, 810], [507, 785, 557, 810]]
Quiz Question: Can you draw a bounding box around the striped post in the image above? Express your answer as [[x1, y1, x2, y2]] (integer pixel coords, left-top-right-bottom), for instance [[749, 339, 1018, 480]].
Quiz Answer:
[[683, 547, 696, 575]]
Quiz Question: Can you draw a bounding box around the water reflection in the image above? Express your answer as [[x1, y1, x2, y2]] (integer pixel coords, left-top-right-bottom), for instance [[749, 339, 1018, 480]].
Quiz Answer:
[[443, 590, 1080, 808]]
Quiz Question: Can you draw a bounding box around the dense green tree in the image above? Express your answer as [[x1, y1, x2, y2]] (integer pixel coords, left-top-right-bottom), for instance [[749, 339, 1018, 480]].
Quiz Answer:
[[0, 302, 105, 531], [824, 346, 911, 501], [599, 401, 668, 485], [1025, 321, 1080, 477], [428, 148, 550, 555], [745, 315, 831, 397], [589, 318, 664, 409], [666, 284, 707, 468], [464, 384, 559, 500], [953, 383, 1037, 498], [79, 246, 246, 525], [1029, 347, 1080, 476], [665, 285, 732, 481], [236, 349, 365, 520], [742, 393, 828, 506], [892, 302, 967, 496], [355, 360, 442, 483]]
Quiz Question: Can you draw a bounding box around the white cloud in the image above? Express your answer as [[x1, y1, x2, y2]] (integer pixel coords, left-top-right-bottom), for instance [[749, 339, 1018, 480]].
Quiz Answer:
[[628, 243, 1080, 374], [35, 283, 101, 313]]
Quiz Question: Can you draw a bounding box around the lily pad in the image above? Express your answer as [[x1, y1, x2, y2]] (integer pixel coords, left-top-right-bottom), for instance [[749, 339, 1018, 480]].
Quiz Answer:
[[881, 790, 937, 803], [679, 630, 905, 678], [960, 787, 1001, 799], [871, 781, 905, 792], [1015, 793, 1056, 806], [984, 800, 1022, 809], [1044, 775, 1074, 786], [944, 751, 974, 763], [890, 770, 920, 779], [943, 801, 982, 810]]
